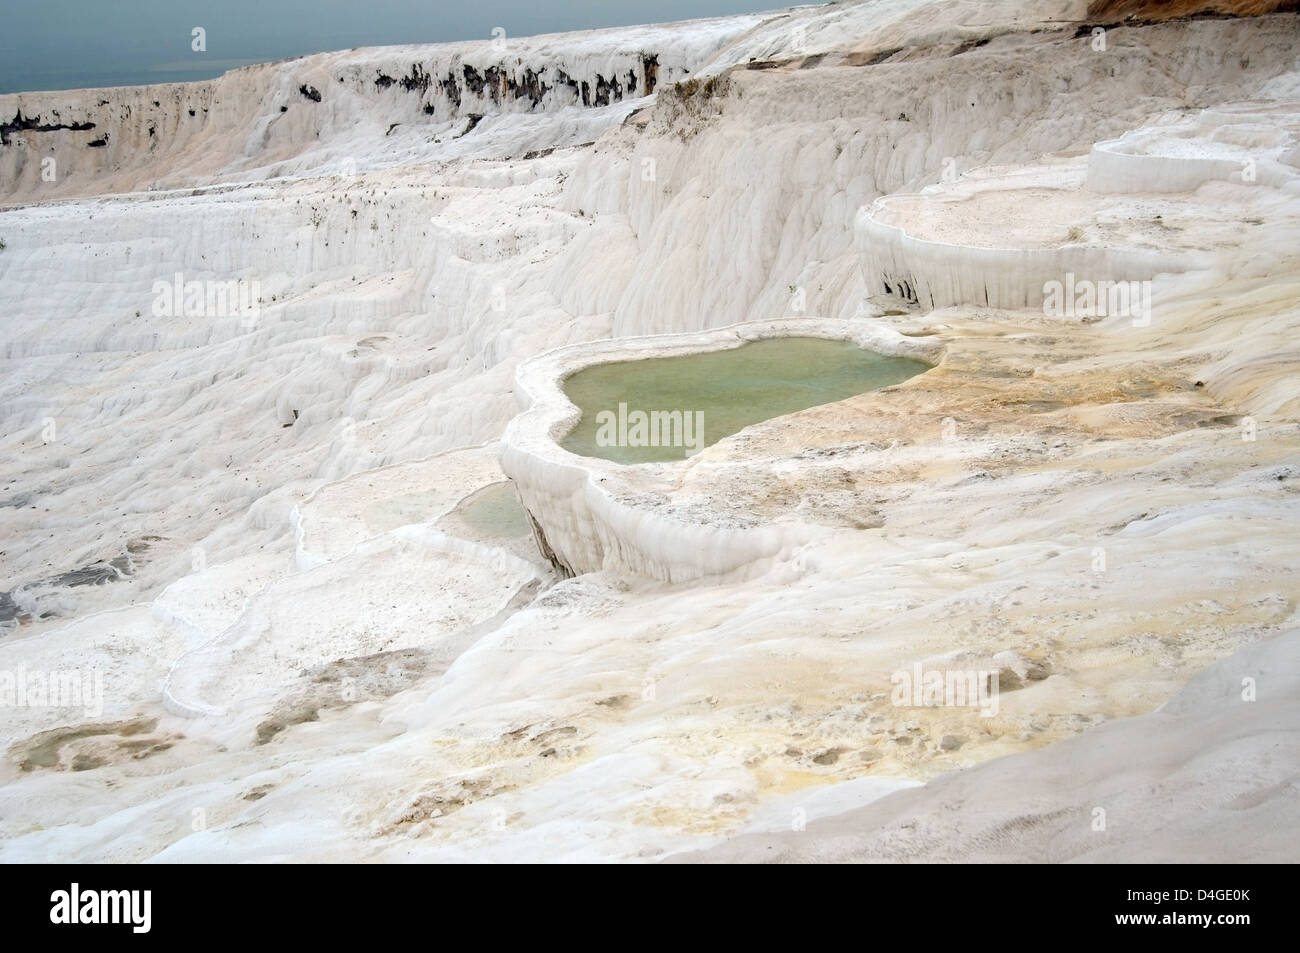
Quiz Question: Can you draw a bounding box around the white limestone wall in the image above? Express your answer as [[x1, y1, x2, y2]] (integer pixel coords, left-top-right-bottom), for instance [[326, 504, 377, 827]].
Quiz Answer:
[[555, 14, 1300, 338], [0, 14, 766, 203], [1086, 139, 1249, 194], [854, 198, 1179, 311], [1086, 104, 1300, 193]]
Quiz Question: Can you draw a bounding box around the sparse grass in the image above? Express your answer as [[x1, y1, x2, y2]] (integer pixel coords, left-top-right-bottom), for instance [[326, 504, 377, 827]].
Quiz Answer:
[[671, 74, 730, 103], [673, 77, 703, 98]]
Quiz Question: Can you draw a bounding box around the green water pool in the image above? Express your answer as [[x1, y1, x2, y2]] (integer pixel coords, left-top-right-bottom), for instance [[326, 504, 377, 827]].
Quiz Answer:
[[559, 337, 930, 464], [450, 482, 532, 538]]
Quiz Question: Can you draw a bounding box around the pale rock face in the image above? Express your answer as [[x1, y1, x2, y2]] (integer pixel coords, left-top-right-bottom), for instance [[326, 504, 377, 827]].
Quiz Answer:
[[0, 14, 771, 202], [0, 2, 1298, 862]]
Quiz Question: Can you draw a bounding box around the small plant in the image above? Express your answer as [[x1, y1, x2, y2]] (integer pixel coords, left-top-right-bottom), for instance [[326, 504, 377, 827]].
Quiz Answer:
[[672, 74, 728, 102], [674, 77, 702, 98]]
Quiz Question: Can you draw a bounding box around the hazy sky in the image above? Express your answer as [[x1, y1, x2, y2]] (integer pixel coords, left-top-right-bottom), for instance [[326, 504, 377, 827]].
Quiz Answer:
[[0, 0, 795, 94]]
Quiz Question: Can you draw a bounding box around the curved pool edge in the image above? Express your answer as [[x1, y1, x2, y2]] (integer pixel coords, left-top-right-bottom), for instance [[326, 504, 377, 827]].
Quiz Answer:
[[499, 317, 946, 582]]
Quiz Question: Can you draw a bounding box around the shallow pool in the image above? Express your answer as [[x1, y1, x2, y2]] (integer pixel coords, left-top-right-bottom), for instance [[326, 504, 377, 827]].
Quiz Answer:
[[560, 337, 929, 464], [444, 482, 532, 539]]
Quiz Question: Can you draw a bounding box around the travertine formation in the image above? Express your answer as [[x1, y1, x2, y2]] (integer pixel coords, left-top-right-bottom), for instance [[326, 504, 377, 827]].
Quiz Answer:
[[0, 1, 1297, 862], [500, 318, 942, 580]]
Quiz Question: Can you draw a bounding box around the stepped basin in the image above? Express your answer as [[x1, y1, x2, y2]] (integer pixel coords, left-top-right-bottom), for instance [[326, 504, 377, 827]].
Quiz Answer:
[[438, 481, 532, 539], [560, 337, 930, 464], [500, 318, 943, 580]]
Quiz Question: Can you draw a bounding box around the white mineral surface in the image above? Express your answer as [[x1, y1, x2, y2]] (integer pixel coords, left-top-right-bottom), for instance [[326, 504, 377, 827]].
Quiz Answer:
[[0, 0, 1297, 862]]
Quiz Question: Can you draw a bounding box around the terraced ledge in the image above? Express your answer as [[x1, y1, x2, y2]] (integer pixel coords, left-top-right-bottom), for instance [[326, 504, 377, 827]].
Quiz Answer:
[[1086, 103, 1300, 193], [857, 102, 1300, 314], [499, 318, 944, 582], [854, 169, 1188, 313]]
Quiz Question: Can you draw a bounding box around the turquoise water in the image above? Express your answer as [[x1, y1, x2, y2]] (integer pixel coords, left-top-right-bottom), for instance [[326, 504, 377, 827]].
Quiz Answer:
[[560, 337, 929, 464]]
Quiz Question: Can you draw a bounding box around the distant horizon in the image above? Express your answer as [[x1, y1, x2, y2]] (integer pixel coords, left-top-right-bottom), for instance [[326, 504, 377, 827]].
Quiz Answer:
[[0, 0, 799, 95]]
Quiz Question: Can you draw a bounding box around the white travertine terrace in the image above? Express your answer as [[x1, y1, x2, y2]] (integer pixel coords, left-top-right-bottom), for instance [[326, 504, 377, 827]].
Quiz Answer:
[[0, 2, 1298, 863], [1086, 102, 1300, 193], [856, 181, 1178, 312], [857, 104, 1300, 312], [500, 318, 943, 581]]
